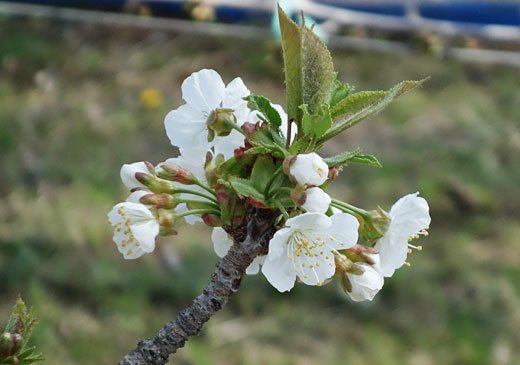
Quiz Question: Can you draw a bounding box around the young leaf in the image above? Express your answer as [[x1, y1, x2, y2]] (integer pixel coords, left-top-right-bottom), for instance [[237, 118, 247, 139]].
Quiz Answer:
[[324, 149, 382, 168], [278, 5, 335, 123], [228, 177, 265, 203], [301, 104, 332, 139], [319, 79, 427, 143], [245, 95, 282, 130], [330, 90, 387, 119], [250, 155, 277, 193], [278, 5, 302, 122], [329, 79, 354, 109]]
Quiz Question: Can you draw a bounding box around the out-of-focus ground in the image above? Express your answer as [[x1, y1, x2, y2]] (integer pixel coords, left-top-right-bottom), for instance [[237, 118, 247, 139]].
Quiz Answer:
[[0, 17, 519, 365]]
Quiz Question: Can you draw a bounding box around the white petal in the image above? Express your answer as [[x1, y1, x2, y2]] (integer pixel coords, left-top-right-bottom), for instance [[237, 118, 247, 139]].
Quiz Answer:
[[130, 220, 159, 253], [212, 227, 233, 258], [181, 69, 225, 113], [301, 187, 331, 214], [347, 265, 384, 302], [165, 148, 208, 184], [223, 77, 250, 117], [126, 190, 150, 204], [164, 104, 209, 151], [290, 152, 329, 186], [389, 192, 431, 239], [286, 212, 331, 231], [266, 228, 292, 259], [213, 129, 245, 160], [246, 255, 265, 275], [293, 248, 335, 286], [375, 236, 408, 277], [327, 212, 359, 250], [120, 162, 150, 190], [261, 251, 296, 292]]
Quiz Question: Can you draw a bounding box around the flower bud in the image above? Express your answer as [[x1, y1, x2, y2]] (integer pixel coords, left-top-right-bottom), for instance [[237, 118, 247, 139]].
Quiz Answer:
[[343, 245, 378, 265], [241, 121, 257, 137], [156, 163, 197, 185], [157, 209, 177, 236], [135, 172, 173, 194], [328, 166, 340, 182], [300, 187, 331, 214], [202, 213, 223, 227], [120, 161, 155, 190], [206, 108, 237, 141], [139, 193, 178, 209], [205, 152, 225, 187], [290, 185, 306, 207], [0, 332, 22, 357], [342, 255, 384, 302], [287, 152, 329, 187]]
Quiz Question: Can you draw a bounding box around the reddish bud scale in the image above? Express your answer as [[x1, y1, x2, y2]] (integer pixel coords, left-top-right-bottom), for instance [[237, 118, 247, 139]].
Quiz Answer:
[[202, 213, 223, 227], [246, 196, 268, 209], [328, 166, 340, 181], [140, 193, 177, 209]]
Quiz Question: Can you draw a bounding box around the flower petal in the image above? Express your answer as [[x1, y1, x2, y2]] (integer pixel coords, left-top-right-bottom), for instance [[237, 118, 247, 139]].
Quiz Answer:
[[389, 192, 431, 239], [246, 255, 265, 275], [375, 235, 409, 277], [293, 248, 335, 286], [164, 104, 208, 151], [120, 162, 150, 190], [181, 69, 226, 113], [212, 227, 233, 258], [327, 212, 359, 250], [286, 212, 331, 231], [262, 251, 297, 292], [266, 228, 292, 259], [223, 77, 250, 122]]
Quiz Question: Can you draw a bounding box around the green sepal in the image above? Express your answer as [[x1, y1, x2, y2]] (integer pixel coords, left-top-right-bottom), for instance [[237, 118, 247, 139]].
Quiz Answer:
[[244, 95, 282, 130], [324, 149, 382, 168]]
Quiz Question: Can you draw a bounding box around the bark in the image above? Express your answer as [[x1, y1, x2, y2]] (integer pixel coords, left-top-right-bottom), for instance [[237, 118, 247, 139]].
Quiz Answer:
[[118, 208, 279, 365]]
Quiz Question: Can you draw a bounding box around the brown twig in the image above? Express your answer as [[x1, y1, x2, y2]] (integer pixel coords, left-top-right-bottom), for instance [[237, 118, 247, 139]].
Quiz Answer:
[[118, 208, 279, 365]]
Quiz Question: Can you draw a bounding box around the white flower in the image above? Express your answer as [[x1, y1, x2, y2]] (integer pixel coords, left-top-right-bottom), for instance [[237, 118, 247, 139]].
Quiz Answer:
[[346, 254, 384, 302], [164, 69, 251, 159], [126, 190, 150, 204], [375, 192, 431, 277], [107, 202, 159, 260], [301, 187, 331, 214], [120, 162, 152, 190], [248, 102, 297, 141], [262, 212, 359, 292], [211, 227, 265, 275], [289, 152, 329, 187]]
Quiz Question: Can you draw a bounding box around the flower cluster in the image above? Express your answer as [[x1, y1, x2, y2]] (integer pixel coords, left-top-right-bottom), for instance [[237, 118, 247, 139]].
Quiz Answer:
[[108, 67, 431, 302]]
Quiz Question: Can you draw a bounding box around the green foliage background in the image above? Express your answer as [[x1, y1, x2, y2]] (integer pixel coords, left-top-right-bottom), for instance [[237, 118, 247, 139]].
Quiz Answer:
[[0, 18, 519, 365]]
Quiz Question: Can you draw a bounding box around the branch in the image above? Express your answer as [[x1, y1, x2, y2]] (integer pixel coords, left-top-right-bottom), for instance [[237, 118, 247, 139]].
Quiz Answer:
[[118, 208, 279, 365]]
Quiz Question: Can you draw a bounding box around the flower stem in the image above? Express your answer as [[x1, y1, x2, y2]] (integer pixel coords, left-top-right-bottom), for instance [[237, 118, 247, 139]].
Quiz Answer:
[[194, 181, 217, 196], [274, 200, 290, 220], [173, 188, 218, 204], [175, 208, 220, 219], [331, 199, 369, 218]]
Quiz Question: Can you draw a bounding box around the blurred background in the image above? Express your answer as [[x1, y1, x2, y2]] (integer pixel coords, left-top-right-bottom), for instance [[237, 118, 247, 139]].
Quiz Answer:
[[0, 1, 519, 364]]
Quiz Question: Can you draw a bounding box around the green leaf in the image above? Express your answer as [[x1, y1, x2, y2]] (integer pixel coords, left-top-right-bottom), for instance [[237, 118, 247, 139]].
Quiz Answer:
[[348, 153, 382, 168], [228, 177, 265, 202], [278, 5, 302, 123], [250, 156, 277, 193], [301, 104, 332, 139], [278, 5, 335, 123], [329, 79, 354, 109], [245, 95, 282, 130], [267, 187, 294, 208], [324, 149, 382, 168], [320, 78, 427, 143], [330, 90, 387, 119]]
